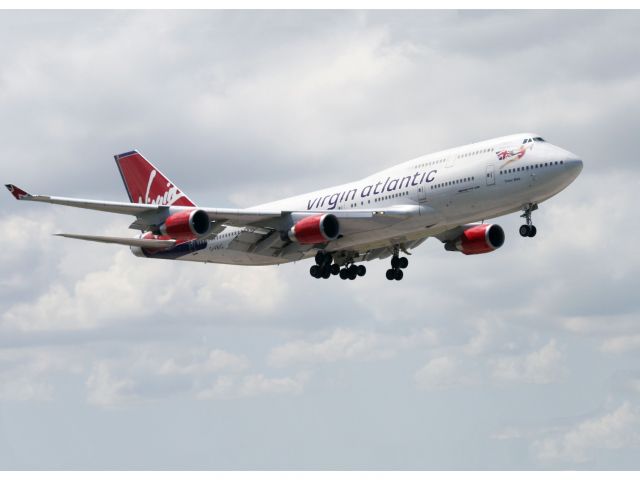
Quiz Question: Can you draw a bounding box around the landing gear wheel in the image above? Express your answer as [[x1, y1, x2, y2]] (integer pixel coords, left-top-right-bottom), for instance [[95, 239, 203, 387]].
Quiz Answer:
[[520, 203, 538, 238], [321, 265, 331, 279], [314, 251, 325, 265], [391, 256, 400, 269], [339, 269, 348, 280], [386, 269, 395, 281], [357, 265, 366, 277], [331, 264, 340, 275], [310, 265, 320, 278], [399, 257, 408, 269], [347, 265, 357, 280], [394, 269, 404, 281]]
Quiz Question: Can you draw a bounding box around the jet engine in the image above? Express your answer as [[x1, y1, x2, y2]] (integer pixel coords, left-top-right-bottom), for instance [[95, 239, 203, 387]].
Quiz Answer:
[[158, 209, 211, 240], [288, 214, 340, 244], [444, 224, 505, 255]]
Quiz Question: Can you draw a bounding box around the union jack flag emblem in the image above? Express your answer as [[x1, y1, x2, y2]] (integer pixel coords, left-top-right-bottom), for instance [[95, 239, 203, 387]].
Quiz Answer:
[[496, 145, 527, 162], [497, 149, 512, 160]]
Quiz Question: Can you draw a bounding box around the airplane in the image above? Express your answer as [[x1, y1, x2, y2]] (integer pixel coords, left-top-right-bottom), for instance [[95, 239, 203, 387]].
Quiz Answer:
[[5, 133, 582, 281]]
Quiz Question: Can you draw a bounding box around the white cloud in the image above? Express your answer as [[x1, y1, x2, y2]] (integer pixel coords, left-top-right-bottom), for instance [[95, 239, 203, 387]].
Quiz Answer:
[[414, 355, 473, 390], [600, 335, 640, 354], [533, 403, 640, 463], [268, 327, 437, 367], [0, 347, 83, 401], [490, 340, 565, 384], [197, 373, 309, 400], [157, 349, 250, 376], [0, 376, 53, 402], [1, 248, 287, 332], [490, 427, 524, 441], [85, 361, 138, 408], [80, 345, 256, 407]]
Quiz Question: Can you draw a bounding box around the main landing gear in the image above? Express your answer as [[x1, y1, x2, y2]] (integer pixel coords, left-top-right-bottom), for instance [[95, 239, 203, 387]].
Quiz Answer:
[[386, 246, 409, 281], [519, 203, 538, 238], [309, 251, 366, 280]]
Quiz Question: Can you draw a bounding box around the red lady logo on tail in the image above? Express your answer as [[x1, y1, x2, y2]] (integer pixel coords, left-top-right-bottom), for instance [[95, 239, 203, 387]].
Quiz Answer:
[[115, 150, 196, 207], [141, 169, 187, 206]]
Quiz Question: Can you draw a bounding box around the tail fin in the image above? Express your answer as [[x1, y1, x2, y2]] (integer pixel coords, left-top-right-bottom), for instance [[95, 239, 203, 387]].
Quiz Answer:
[[114, 150, 196, 207]]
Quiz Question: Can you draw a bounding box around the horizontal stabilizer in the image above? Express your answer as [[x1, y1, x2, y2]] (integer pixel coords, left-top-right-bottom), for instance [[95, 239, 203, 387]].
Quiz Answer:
[[54, 233, 176, 248]]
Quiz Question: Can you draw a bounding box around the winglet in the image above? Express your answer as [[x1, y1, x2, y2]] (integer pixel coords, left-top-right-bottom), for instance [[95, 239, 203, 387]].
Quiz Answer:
[[5, 184, 30, 200]]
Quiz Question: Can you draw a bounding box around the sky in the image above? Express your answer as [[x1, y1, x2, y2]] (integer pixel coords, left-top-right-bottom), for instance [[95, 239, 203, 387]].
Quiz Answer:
[[1, 10, 640, 470]]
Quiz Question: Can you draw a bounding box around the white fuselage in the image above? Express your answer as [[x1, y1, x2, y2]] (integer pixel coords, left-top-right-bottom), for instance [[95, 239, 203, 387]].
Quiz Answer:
[[162, 133, 583, 265]]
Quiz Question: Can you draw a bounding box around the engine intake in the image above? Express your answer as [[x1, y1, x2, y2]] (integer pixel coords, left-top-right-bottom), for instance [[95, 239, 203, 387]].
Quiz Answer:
[[445, 224, 505, 255], [288, 214, 340, 244], [159, 209, 211, 239]]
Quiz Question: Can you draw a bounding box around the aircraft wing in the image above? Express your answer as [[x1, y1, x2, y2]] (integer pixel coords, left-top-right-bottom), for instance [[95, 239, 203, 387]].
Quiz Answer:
[[5, 184, 282, 229], [6, 184, 431, 234], [5, 184, 163, 215]]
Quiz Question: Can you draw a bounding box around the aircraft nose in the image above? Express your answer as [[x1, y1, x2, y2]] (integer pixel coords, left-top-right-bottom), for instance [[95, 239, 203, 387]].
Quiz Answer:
[[565, 152, 583, 176]]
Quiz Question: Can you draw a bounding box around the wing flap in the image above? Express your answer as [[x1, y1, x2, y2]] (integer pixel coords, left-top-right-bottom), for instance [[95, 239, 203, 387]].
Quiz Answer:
[[54, 233, 176, 248]]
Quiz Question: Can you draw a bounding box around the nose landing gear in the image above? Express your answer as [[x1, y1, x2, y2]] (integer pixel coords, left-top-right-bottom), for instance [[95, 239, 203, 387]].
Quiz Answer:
[[519, 203, 538, 238]]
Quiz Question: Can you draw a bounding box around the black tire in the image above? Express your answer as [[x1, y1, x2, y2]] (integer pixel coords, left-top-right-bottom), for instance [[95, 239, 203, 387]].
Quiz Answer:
[[394, 269, 404, 281], [331, 264, 340, 275], [519, 225, 530, 237], [315, 251, 325, 265], [528, 225, 537, 237], [339, 269, 348, 280], [310, 265, 320, 278], [386, 269, 395, 280], [391, 256, 400, 269], [357, 265, 366, 277], [321, 267, 331, 279], [347, 265, 356, 280], [399, 257, 409, 269]]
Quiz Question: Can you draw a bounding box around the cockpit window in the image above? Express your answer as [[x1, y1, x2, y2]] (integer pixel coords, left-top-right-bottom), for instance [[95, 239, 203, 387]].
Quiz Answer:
[[533, 137, 545, 142], [523, 138, 530, 144]]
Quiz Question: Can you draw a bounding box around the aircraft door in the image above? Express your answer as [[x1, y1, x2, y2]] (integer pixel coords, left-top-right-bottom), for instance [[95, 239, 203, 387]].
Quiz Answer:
[[486, 164, 496, 186], [417, 186, 428, 203]]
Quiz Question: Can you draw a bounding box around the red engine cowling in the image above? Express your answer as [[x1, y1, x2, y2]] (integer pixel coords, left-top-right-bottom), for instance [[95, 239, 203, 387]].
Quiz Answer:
[[288, 214, 340, 244], [445, 224, 505, 255], [159, 209, 211, 240]]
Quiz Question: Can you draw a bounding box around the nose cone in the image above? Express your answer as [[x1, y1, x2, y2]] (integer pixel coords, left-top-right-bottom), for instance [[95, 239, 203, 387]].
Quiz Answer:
[[564, 150, 583, 179]]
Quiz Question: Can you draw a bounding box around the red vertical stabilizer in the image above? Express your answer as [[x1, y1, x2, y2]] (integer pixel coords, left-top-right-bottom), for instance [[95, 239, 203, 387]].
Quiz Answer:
[[114, 150, 195, 206]]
